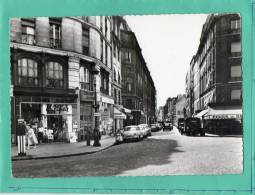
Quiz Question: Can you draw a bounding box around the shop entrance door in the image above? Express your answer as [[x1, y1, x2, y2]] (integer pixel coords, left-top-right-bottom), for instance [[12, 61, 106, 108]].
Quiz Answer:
[[47, 115, 63, 141]]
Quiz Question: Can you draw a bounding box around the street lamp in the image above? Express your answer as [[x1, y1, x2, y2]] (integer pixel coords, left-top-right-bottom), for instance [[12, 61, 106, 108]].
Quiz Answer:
[[93, 69, 101, 147]]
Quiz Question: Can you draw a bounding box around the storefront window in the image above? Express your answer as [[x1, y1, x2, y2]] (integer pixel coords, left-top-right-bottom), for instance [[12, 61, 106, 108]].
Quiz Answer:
[[46, 61, 64, 88], [18, 58, 38, 87]]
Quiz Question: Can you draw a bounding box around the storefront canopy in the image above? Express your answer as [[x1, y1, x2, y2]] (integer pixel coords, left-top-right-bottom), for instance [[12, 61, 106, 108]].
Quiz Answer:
[[114, 107, 126, 119], [123, 107, 131, 114], [205, 106, 242, 119], [194, 109, 208, 118]]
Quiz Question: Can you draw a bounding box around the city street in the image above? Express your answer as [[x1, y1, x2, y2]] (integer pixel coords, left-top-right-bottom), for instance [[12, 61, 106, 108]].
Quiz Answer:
[[12, 127, 243, 177]]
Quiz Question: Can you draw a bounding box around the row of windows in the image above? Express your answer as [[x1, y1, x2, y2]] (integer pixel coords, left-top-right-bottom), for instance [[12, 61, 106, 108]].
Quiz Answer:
[[113, 69, 121, 84], [196, 88, 241, 111], [21, 19, 91, 56], [17, 58, 64, 88], [16, 58, 115, 94]]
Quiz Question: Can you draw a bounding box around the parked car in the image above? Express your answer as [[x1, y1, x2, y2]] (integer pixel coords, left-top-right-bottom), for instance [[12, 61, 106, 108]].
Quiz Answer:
[[163, 121, 173, 131], [150, 123, 160, 132], [185, 117, 205, 136], [178, 118, 185, 134], [138, 124, 152, 137], [122, 126, 143, 141]]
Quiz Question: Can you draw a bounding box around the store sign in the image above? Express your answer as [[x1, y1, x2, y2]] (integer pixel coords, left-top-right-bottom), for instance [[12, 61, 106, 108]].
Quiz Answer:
[[80, 90, 95, 101], [46, 104, 69, 114], [94, 112, 100, 117]]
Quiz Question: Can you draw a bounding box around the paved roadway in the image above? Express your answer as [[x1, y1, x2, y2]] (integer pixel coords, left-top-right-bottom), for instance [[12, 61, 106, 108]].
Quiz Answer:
[[12, 127, 243, 177]]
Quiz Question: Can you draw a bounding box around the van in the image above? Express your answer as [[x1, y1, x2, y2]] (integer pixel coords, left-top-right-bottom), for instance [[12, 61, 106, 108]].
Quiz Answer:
[[185, 117, 205, 136]]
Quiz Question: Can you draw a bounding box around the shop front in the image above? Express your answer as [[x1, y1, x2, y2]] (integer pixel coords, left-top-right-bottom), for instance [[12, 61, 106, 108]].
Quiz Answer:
[[113, 107, 126, 134], [203, 106, 242, 135], [12, 95, 78, 143]]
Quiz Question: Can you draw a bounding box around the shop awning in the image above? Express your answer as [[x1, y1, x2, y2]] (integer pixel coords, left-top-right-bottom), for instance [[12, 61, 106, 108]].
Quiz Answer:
[[123, 107, 131, 114], [195, 109, 208, 118], [205, 106, 242, 119], [114, 107, 126, 119]]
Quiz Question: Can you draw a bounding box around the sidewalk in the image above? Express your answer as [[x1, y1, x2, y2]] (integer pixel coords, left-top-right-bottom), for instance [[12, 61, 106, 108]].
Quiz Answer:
[[12, 135, 116, 161]]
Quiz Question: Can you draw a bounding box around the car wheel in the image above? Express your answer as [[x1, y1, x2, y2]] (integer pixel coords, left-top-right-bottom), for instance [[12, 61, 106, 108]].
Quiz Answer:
[[200, 132, 205, 136]]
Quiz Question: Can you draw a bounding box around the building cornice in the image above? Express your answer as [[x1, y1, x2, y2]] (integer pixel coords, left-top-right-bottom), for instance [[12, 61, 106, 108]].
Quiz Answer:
[[11, 42, 96, 62]]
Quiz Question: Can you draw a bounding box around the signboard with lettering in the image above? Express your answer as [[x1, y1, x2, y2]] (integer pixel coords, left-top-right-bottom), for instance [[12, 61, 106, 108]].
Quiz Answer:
[[46, 104, 69, 114]]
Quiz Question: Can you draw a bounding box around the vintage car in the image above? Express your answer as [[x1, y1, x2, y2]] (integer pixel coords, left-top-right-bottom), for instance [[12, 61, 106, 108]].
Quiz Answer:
[[163, 121, 173, 131], [122, 125, 143, 141], [185, 117, 205, 136], [138, 124, 152, 137], [150, 123, 160, 132], [178, 118, 185, 134]]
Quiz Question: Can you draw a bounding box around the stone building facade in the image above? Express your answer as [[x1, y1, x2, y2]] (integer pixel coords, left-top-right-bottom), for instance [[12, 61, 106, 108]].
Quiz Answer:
[[120, 18, 156, 126], [10, 16, 116, 143], [185, 14, 242, 134]]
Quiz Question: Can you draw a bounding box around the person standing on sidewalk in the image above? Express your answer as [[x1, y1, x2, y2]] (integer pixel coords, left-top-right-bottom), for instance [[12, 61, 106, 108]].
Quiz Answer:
[[16, 119, 26, 156], [27, 124, 38, 150]]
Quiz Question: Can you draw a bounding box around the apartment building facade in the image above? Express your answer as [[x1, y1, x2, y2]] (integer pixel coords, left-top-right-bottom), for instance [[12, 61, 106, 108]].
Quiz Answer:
[[10, 16, 117, 143]]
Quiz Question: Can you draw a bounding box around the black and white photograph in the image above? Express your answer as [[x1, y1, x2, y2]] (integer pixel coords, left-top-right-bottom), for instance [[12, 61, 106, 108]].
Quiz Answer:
[[10, 14, 243, 177]]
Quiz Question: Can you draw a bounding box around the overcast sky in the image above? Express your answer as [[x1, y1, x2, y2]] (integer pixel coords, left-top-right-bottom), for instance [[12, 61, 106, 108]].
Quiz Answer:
[[125, 14, 208, 108]]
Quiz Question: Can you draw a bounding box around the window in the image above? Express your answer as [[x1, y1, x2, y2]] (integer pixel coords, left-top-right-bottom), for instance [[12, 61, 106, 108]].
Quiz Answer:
[[231, 42, 241, 57], [105, 44, 108, 66], [118, 72, 121, 84], [113, 43, 116, 57], [127, 83, 132, 92], [21, 19, 35, 45], [100, 69, 109, 94], [105, 17, 108, 37], [231, 19, 241, 30], [46, 62, 64, 88], [100, 39, 103, 61], [82, 28, 89, 55], [50, 18, 61, 48], [113, 69, 116, 81], [80, 66, 91, 90], [231, 65, 242, 78], [124, 51, 132, 62], [18, 58, 38, 86], [231, 89, 241, 100], [100, 16, 103, 32], [118, 91, 121, 104], [114, 88, 117, 103]]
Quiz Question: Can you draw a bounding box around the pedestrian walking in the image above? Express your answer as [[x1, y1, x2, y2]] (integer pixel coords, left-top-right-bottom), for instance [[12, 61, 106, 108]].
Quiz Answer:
[[26, 124, 38, 150], [37, 125, 44, 144], [16, 119, 27, 156]]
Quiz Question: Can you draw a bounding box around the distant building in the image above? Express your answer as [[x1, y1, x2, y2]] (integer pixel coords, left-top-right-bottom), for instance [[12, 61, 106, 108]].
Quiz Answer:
[[175, 95, 186, 125], [157, 106, 164, 122], [185, 14, 242, 134], [120, 18, 156, 125], [162, 97, 177, 124]]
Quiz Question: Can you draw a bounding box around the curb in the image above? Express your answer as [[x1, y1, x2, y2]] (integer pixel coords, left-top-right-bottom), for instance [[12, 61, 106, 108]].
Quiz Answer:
[[12, 142, 116, 161]]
